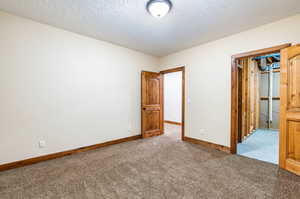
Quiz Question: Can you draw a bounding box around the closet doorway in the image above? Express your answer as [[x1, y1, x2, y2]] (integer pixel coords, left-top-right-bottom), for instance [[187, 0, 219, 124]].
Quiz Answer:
[[236, 52, 280, 164], [231, 43, 300, 176]]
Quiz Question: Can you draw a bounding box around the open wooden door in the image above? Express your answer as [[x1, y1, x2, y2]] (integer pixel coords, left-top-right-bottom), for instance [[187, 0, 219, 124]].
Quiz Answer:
[[141, 71, 163, 138], [280, 44, 300, 176]]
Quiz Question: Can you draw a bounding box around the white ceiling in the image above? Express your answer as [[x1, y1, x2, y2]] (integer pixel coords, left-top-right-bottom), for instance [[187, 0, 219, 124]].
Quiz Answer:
[[1, 0, 300, 56]]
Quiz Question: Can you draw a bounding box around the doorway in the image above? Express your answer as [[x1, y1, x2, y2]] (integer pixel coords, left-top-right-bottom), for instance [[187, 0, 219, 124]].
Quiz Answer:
[[231, 43, 300, 177], [232, 44, 300, 176], [231, 44, 291, 155], [141, 67, 185, 140], [236, 53, 280, 164], [161, 68, 184, 140], [161, 67, 185, 140]]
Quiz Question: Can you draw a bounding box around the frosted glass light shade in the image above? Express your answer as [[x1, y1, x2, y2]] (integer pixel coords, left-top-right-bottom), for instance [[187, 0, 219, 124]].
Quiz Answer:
[[147, 0, 172, 18]]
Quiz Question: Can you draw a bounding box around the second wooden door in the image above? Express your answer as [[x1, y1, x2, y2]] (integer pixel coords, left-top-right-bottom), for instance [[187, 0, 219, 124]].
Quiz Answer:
[[280, 44, 300, 176]]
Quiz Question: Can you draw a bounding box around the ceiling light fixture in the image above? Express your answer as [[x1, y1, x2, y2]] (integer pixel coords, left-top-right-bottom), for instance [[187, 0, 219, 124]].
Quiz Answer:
[[146, 0, 172, 18]]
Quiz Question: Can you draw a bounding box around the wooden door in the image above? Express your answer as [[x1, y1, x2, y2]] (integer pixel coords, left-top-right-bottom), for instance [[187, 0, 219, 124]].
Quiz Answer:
[[280, 44, 300, 176], [141, 71, 163, 138]]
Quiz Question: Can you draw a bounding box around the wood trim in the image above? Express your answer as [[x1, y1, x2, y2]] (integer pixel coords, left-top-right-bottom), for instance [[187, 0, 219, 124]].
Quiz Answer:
[[160, 66, 185, 74], [261, 69, 280, 74], [160, 66, 185, 140], [231, 43, 291, 154], [0, 135, 141, 172], [231, 57, 238, 154], [164, 120, 182, 126], [260, 97, 280, 100], [181, 67, 186, 140], [160, 73, 164, 134], [183, 136, 231, 153], [232, 43, 292, 59], [237, 67, 243, 143]]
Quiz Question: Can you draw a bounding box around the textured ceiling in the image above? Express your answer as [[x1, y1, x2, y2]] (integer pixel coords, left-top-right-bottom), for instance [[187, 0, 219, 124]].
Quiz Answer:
[[0, 0, 300, 56]]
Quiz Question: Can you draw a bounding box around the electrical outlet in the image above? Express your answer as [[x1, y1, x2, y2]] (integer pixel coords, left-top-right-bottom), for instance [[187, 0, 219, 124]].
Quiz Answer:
[[39, 140, 46, 148]]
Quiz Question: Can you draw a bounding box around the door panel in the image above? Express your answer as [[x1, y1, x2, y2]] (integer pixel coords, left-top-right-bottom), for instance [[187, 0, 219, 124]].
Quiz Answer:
[[147, 78, 160, 105], [141, 71, 163, 138], [280, 44, 300, 176], [288, 55, 300, 109], [287, 121, 300, 161], [144, 111, 160, 131]]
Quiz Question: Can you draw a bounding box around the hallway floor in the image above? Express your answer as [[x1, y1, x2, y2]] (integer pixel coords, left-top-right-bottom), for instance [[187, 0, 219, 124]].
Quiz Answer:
[[237, 129, 279, 164], [164, 123, 181, 140]]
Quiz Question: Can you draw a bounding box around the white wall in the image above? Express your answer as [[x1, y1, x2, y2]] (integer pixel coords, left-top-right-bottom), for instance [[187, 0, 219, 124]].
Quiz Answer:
[[164, 72, 182, 123], [0, 11, 158, 164], [159, 14, 300, 147], [2, 11, 300, 165]]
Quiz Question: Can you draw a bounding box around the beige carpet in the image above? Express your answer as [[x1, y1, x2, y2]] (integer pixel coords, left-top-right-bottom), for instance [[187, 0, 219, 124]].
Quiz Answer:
[[0, 124, 300, 199]]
